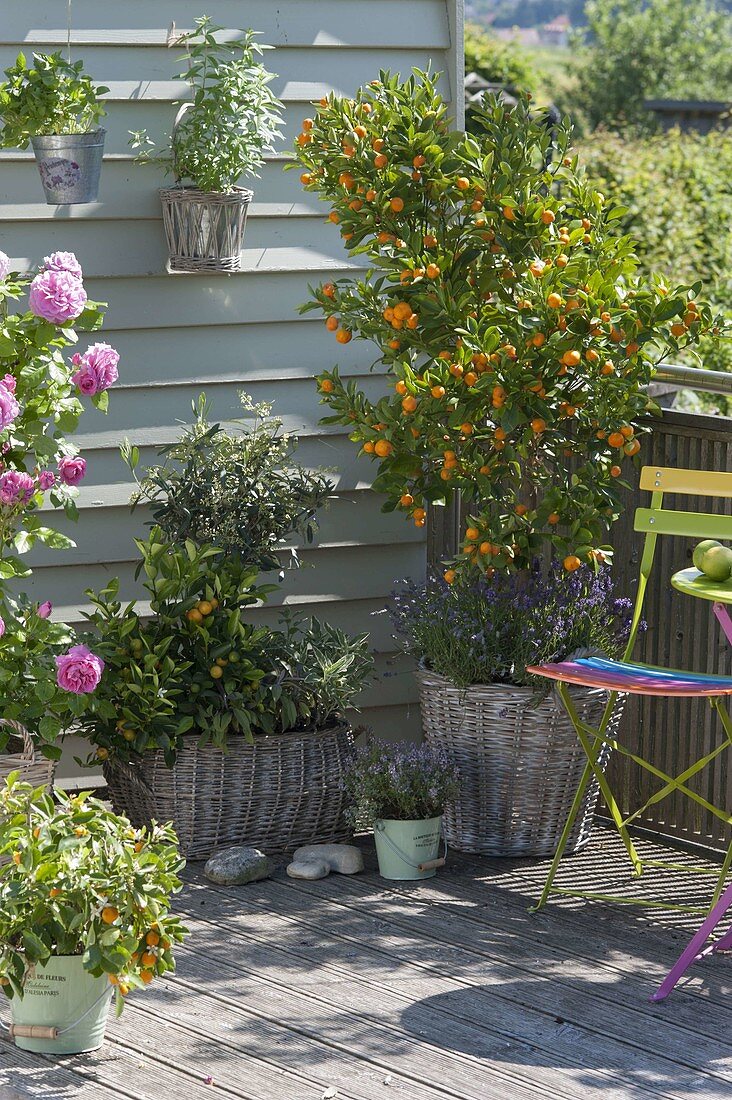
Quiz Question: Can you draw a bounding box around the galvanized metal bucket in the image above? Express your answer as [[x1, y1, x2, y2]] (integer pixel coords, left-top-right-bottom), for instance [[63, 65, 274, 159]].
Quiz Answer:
[[9, 955, 112, 1054], [374, 817, 444, 880], [30, 130, 106, 205]]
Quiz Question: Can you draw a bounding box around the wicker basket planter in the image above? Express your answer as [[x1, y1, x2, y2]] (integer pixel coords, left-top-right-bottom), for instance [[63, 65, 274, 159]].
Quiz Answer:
[[103, 722, 354, 860], [160, 186, 253, 272], [0, 721, 55, 789], [416, 669, 619, 857]]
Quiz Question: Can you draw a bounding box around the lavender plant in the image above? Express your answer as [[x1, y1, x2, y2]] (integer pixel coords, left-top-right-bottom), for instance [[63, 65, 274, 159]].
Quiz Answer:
[[343, 739, 460, 825], [389, 562, 639, 690]]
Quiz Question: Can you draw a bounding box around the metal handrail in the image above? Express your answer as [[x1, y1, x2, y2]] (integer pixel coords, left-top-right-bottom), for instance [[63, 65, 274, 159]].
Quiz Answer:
[[653, 363, 732, 397]]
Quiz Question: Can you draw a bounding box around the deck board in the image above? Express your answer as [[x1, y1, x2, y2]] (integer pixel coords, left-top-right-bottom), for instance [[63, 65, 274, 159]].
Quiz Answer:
[[1, 829, 731, 1099]]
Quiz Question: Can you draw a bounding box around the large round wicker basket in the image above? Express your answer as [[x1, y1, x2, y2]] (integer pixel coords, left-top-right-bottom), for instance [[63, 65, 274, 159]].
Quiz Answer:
[[0, 721, 55, 789], [103, 722, 354, 860], [416, 669, 620, 857], [160, 186, 253, 273]]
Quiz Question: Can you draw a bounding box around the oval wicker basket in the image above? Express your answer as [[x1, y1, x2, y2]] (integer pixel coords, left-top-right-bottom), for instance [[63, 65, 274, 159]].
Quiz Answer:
[[0, 721, 55, 789], [416, 669, 620, 857], [103, 722, 354, 860], [159, 185, 253, 273]]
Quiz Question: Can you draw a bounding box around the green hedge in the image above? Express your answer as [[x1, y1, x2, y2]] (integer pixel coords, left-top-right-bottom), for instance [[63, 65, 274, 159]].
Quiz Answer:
[[578, 127, 732, 405]]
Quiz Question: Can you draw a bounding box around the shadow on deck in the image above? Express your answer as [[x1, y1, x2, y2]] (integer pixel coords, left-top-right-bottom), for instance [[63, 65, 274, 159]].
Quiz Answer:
[[1, 827, 731, 1099]]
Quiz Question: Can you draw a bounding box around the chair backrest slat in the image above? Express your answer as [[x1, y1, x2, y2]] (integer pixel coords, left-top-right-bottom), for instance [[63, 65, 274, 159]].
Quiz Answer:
[[639, 466, 732, 499], [634, 507, 732, 540]]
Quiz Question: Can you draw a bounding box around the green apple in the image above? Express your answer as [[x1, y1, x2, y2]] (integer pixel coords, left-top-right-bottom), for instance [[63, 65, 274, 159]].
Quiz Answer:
[[699, 545, 732, 582], [693, 539, 721, 571]]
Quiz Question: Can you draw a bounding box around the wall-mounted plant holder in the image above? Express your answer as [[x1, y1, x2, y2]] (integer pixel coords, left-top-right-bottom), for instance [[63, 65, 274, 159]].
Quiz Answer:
[[160, 185, 253, 272]]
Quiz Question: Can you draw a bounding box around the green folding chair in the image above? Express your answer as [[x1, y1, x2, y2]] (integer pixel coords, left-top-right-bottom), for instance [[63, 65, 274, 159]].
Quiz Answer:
[[527, 466, 732, 929]]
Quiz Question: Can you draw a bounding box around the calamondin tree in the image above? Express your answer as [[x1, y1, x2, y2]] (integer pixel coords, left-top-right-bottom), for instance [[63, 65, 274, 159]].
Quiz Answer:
[[292, 73, 724, 578]]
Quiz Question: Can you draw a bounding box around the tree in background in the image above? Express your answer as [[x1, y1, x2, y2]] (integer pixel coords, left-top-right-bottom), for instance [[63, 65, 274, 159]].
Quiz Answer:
[[464, 22, 535, 93], [572, 0, 732, 131]]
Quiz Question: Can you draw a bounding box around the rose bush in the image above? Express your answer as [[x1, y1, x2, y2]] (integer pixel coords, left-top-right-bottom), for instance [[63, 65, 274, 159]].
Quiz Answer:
[[292, 75, 726, 579], [0, 248, 119, 581], [0, 247, 118, 756]]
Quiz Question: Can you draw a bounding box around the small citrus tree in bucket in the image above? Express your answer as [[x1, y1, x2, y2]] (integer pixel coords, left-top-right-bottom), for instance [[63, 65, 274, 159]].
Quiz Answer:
[[0, 776, 187, 1054], [342, 740, 459, 880], [291, 74, 726, 856]]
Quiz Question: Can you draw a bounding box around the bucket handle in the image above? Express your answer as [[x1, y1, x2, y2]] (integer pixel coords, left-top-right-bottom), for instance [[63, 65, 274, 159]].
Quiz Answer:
[[375, 820, 448, 872], [3, 983, 112, 1041]]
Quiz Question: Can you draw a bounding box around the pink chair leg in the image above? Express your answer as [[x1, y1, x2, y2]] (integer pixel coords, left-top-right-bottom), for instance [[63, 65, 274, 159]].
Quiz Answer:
[[713, 602, 732, 646], [651, 880, 732, 1002]]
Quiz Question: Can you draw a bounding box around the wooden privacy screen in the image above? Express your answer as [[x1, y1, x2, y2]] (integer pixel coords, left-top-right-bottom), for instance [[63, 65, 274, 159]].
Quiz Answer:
[[427, 408, 732, 854]]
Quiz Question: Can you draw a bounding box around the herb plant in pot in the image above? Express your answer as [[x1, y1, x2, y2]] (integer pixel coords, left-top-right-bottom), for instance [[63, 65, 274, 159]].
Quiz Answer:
[[343, 740, 459, 880], [131, 18, 284, 271], [0, 775, 187, 1054], [0, 52, 108, 204]]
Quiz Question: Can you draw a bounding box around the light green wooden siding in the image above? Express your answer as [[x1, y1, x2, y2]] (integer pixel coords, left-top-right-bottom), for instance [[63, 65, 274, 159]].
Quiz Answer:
[[1, 2, 461, 763]]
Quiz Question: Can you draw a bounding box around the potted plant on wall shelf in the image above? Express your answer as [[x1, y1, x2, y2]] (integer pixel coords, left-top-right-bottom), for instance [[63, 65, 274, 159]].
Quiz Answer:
[[0, 776, 187, 1054], [292, 74, 726, 856], [342, 740, 459, 880], [0, 53, 107, 204], [131, 17, 284, 272]]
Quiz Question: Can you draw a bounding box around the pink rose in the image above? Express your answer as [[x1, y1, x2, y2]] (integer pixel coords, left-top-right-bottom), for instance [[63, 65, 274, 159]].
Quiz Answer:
[[71, 342, 120, 396], [28, 270, 87, 325], [56, 644, 104, 695], [0, 470, 35, 505], [0, 617, 5, 638], [43, 251, 83, 280], [58, 455, 86, 486], [37, 601, 52, 619], [0, 252, 10, 282], [0, 383, 19, 433], [2, 374, 16, 394], [38, 470, 56, 491]]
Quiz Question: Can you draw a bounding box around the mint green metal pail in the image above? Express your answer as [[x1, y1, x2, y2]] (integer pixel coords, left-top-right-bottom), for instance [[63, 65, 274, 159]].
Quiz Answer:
[[10, 955, 112, 1054], [374, 816, 444, 880]]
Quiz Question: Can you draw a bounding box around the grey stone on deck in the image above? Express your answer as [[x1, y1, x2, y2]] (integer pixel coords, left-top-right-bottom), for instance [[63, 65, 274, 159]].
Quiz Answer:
[[204, 846, 272, 885], [293, 842, 365, 874]]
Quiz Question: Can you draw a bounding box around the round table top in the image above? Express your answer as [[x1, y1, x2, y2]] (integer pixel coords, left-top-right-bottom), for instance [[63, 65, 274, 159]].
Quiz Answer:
[[671, 566, 732, 605]]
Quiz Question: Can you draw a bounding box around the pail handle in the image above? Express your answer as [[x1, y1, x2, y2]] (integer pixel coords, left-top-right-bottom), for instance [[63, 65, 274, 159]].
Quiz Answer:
[[375, 820, 448, 872], [3, 983, 112, 1041]]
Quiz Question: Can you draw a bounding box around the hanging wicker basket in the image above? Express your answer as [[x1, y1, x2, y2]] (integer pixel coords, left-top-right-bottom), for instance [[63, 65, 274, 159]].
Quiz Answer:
[[416, 669, 621, 857], [0, 721, 55, 789], [159, 186, 253, 273], [103, 722, 354, 860]]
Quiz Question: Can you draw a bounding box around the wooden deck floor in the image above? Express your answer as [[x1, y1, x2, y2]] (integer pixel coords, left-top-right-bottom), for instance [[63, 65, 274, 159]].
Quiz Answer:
[[2, 828, 732, 1100]]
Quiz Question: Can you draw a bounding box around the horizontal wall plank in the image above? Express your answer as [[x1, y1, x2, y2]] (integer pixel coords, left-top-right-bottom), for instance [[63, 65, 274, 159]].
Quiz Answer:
[[4, 2, 450, 48], [22, 538, 422, 615], [4, 212, 344, 275], [28, 492, 421, 569], [49, 595, 406, 651], [72, 373, 386, 436], [0, 46, 450, 89], [0, 157, 316, 211], [66, 433, 376, 492], [67, 321, 384, 388], [80, 268, 364, 328]]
